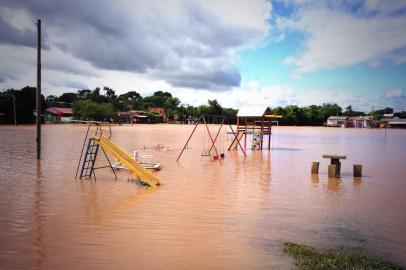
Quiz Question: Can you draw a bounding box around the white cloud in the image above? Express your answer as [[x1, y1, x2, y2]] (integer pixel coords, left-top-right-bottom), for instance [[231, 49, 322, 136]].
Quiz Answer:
[[385, 88, 404, 98], [0, 0, 271, 90], [276, 1, 406, 75]]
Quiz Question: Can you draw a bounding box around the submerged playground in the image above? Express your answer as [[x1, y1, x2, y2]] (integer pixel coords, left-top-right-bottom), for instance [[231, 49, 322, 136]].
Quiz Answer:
[[0, 107, 405, 269]]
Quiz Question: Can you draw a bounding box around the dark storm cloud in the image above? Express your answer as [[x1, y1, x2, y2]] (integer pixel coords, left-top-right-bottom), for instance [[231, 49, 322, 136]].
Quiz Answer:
[[0, 16, 36, 48], [0, 0, 269, 90], [53, 80, 88, 90]]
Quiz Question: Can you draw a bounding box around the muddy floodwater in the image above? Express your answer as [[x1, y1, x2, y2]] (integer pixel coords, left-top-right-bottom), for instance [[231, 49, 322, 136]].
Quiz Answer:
[[0, 124, 405, 269]]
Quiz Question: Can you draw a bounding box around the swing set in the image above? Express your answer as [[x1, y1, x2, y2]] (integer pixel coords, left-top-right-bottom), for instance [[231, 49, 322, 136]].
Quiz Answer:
[[176, 115, 246, 165]]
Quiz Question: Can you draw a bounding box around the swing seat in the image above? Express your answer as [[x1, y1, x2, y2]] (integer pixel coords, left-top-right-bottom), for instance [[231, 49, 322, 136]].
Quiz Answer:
[[201, 150, 211, 156]]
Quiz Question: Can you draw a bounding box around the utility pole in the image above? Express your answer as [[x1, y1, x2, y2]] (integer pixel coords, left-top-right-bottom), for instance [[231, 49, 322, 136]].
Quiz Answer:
[[36, 19, 41, 160]]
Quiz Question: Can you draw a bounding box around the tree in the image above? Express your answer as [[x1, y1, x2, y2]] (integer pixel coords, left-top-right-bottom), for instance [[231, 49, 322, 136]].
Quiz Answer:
[[45, 95, 58, 107], [57, 92, 78, 104], [223, 108, 238, 124], [143, 91, 173, 108], [0, 86, 45, 124], [320, 103, 342, 120], [77, 89, 91, 100], [89, 87, 107, 103], [371, 107, 393, 120], [394, 111, 406, 118], [103, 86, 117, 101], [343, 105, 365, 117], [164, 97, 181, 120], [73, 100, 114, 121], [208, 99, 223, 116]]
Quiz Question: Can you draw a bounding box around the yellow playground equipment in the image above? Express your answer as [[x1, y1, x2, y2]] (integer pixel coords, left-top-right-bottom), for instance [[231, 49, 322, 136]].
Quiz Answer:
[[75, 123, 161, 188]]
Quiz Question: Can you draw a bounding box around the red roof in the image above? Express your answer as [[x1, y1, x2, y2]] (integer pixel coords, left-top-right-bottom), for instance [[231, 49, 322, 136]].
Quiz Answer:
[[46, 107, 73, 115]]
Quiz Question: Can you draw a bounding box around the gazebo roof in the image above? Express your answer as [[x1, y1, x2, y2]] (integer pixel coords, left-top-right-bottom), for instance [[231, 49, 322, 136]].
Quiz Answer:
[[237, 106, 270, 117]]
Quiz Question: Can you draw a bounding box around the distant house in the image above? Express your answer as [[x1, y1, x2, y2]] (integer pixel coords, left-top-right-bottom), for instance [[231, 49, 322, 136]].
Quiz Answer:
[[45, 107, 73, 123], [148, 107, 167, 122], [326, 116, 348, 127], [347, 116, 372, 128], [387, 118, 406, 128], [118, 110, 148, 124]]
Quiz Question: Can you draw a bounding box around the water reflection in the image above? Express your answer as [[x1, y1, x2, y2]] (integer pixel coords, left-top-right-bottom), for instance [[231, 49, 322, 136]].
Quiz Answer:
[[34, 160, 46, 269], [327, 177, 341, 192], [1, 125, 405, 268], [353, 177, 362, 189], [78, 180, 156, 226], [311, 174, 319, 187]]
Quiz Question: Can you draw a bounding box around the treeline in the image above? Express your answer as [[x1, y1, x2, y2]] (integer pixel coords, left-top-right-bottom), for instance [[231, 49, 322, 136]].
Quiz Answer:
[[270, 104, 402, 125], [1, 86, 405, 125], [45, 86, 238, 122], [0, 86, 45, 124]]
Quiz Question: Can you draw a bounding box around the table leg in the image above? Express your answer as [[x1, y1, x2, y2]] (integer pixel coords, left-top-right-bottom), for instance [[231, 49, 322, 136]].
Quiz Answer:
[[331, 158, 341, 177]]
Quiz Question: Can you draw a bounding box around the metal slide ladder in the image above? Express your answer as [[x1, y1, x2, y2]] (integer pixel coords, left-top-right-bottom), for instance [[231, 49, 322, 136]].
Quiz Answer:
[[79, 138, 100, 178], [76, 122, 117, 181]]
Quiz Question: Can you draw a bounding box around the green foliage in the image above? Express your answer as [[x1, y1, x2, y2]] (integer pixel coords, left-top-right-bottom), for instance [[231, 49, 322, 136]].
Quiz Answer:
[[58, 92, 78, 104], [223, 108, 238, 123], [283, 242, 403, 270], [371, 107, 394, 120], [143, 91, 173, 108], [5, 85, 404, 125], [343, 105, 366, 117], [272, 103, 343, 126], [395, 111, 406, 118], [45, 95, 58, 108], [0, 86, 45, 124], [145, 112, 162, 123], [72, 100, 114, 121], [116, 91, 143, 111], [208, 99, 223, 115]]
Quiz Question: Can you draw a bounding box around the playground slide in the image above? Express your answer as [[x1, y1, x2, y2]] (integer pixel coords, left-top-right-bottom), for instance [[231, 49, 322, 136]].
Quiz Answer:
[[96, 135, 161, 188], [228, 131, 244, 150]]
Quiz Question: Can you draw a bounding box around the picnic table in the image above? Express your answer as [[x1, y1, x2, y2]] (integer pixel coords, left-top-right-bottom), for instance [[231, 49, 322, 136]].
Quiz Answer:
[[323, 154, 346, 177]]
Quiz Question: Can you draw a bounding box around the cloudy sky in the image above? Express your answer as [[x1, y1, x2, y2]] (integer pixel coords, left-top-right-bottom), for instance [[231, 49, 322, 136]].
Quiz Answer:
[[0, 0, 405, 111]]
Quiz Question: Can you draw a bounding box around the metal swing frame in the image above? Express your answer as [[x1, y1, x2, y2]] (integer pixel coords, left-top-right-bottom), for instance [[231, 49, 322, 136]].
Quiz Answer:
[[176, 114, 246, 165]]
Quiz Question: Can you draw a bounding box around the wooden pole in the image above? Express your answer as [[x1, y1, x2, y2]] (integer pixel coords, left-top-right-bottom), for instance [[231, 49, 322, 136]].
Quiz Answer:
[[328, 165, 337, 178], [36, 19, 41, 160], [353, 164, 362, 177], [268, 125, 271, 150], [311, 162, 319, 174], [260, 116, 264, 150]]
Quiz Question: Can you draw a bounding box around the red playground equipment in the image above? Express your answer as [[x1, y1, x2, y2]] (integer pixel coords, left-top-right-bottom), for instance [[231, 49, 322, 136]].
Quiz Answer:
[[228, 106, 282, 151], [177, 115, 246, 164]]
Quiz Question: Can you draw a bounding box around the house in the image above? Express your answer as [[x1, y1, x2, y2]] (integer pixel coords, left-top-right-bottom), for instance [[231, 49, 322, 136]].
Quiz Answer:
[[387, 118, 406, 128], [346, 116, 372, 128], [118, 110, 148, 124], [148, 107, 167, 122], [45, 107, 73, 123], [326, 116, 348, 127]]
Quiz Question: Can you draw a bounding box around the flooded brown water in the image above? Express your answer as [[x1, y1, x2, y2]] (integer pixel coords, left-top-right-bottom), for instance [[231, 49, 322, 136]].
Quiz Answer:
[[0, 124, 405, 269]]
